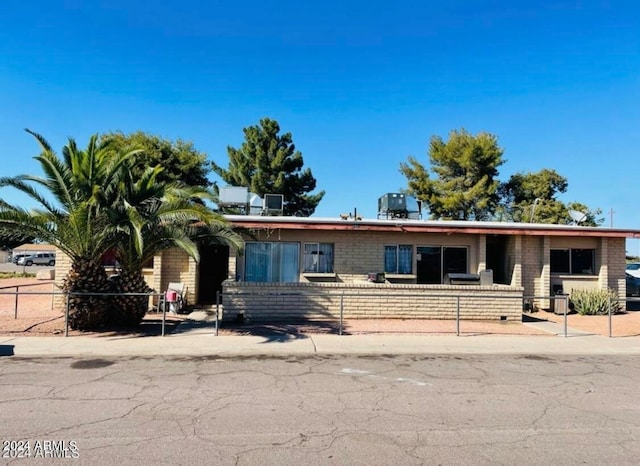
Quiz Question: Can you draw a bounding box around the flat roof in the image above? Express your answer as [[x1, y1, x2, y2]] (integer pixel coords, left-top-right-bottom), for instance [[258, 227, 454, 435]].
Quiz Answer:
[[226, 215, 640, 238], [12, 243, 57, 251]]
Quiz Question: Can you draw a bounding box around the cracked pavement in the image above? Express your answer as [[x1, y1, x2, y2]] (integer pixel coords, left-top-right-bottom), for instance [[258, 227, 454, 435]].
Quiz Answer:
[[2, 354, 640, 465]]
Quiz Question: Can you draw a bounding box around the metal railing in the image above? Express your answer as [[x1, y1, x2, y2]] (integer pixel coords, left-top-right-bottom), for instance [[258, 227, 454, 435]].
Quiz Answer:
[[2, 285, 638, 338], [216, 289, 526, 337], [63, 291, 168, 337], [0, 282, 57, 319], [0, 287, 167, 337]]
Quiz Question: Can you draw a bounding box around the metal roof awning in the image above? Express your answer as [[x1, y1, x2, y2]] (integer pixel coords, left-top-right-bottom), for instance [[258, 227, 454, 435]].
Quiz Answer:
[[225, 215, 640, 239]]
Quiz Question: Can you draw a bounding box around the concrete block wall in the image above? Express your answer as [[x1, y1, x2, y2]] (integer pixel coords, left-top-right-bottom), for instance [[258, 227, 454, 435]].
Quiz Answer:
[[159, 248, 196, 305], [53, 248, 71, 311], [222, 281, 524, 322], [521, 236, 546, 309], [607, 237, 627, 297], [228, 248, 237, 280], [476, 235, 486, 272]]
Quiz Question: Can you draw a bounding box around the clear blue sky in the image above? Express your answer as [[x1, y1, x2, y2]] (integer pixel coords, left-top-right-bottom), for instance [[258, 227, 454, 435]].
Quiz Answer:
[[1, 1, 639, 254]]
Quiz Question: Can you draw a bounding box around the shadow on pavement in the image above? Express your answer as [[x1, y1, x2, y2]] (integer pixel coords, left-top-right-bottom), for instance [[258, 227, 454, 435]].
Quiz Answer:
[[522, 313, 550, 323], [86, 318, 183, 339], [219, 320, 341, 343]]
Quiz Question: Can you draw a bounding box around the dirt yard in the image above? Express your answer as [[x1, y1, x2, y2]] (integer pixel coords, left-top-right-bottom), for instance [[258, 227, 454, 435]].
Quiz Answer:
[[2, 277, 640, 338], [0, 278, 186, 337]]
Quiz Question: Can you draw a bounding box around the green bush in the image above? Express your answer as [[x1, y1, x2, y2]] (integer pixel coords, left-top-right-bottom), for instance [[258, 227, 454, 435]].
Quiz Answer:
[[571, 289, 620, 316], [0, 272, 36, 279]]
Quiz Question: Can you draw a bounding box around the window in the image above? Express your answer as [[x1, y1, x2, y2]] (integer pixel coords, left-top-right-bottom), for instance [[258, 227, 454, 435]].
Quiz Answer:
[[416, 246, 468, 284], [303, 243, 334, 273], [550, 248, 595, 275], [244, 242, 299, 282], [384, 245, 413, 274]]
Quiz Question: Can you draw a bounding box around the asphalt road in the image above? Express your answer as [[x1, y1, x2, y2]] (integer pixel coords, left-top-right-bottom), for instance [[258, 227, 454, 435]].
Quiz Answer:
[[2, 354, 640, 465], [0, 262, 54, 274]]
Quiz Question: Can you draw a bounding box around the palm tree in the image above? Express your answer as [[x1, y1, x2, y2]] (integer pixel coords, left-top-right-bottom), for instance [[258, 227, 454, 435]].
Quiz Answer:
[[0, 130, 141, 330], [106, 164, 243, 326], [1, 130, 244, 330]]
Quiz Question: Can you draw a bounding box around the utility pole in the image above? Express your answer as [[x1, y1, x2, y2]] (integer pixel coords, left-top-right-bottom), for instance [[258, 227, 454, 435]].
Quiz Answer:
[[609, 208, 615, 227]]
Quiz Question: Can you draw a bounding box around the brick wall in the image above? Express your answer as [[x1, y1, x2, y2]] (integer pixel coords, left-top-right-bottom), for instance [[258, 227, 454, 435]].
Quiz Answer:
[[159, 248, 196, 305], [521, 236, 547, 309], [222, 281, 524, 322], [607, 237, 627, 297], [53, 248, 70, 311]]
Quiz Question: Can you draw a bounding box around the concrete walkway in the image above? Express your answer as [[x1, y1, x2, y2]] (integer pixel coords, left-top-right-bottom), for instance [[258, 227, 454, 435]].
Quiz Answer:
[[2, 318, 640, 357]]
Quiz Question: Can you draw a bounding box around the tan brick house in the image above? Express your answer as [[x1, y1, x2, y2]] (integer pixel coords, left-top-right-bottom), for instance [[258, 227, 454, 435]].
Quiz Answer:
[[54, 215, 640, 321], [144, 215, 638, 321]]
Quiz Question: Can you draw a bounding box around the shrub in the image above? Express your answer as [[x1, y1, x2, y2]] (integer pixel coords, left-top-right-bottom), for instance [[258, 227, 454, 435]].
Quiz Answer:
[[571, 289, 620, 316], [0, 272, 36, 279]]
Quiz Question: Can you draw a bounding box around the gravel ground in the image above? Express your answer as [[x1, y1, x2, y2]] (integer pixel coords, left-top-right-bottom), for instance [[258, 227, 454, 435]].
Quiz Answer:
[[2, 278, 640, 338]]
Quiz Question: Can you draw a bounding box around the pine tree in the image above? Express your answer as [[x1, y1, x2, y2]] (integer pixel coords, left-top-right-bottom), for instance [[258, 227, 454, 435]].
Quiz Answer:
[[212, 118, 325, 216], [400, 128, 504, 220]]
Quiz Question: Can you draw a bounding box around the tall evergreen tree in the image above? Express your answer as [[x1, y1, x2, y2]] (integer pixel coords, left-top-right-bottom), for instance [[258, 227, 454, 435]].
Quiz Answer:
[[400, 128, 505, 220], [211, 118, 325, 216]]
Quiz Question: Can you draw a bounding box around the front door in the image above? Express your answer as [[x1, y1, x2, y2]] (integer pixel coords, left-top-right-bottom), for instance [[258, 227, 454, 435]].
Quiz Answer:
[[197, 245, 230, 304], [417, 246, 442, 284]]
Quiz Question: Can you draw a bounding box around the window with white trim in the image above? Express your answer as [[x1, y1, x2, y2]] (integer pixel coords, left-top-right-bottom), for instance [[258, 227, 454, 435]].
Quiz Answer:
[[303, 243, 334, 273]]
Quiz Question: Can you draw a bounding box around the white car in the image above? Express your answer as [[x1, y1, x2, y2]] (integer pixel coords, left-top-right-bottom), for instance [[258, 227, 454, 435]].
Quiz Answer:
[[626, 263, 640, 279], [17, 252, 56, 266]]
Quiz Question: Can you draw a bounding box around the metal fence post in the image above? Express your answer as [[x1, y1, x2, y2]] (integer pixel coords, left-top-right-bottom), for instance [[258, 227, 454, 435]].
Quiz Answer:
[[64, 292, 70, 337], [563, 295, 568, 338], [14, 286, 19, 319], [161, 293, 167, 337], [339, 293, 344, 336], [608, 296, 612, 338], [456, 296, 460, 336], [215, 291, 220, 336]]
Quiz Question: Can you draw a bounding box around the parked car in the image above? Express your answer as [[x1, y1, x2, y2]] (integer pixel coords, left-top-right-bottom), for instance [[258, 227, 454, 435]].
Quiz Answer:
[[627, 273, 640, 297], [626, 263, 640, 279], [11, 253, 29, 264], [17, 252, 56, 266]]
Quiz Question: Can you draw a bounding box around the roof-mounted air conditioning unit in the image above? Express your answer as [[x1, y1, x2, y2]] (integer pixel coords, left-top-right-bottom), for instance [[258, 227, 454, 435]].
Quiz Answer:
[[377, 193, 422, 220], [263, 194, 284, 215], [219, 186, 249, 207], [248, 193, 263, 215]]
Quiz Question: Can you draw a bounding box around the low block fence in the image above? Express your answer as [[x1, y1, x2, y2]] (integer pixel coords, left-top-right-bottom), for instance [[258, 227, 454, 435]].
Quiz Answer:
[[2, 283, 638, 338], [221, 281, 524, 322]]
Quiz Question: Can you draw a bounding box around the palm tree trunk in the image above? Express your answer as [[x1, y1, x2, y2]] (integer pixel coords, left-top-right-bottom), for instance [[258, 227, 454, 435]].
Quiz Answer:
[[63, 259, 112, 330], [110, 265, 153, 327]]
